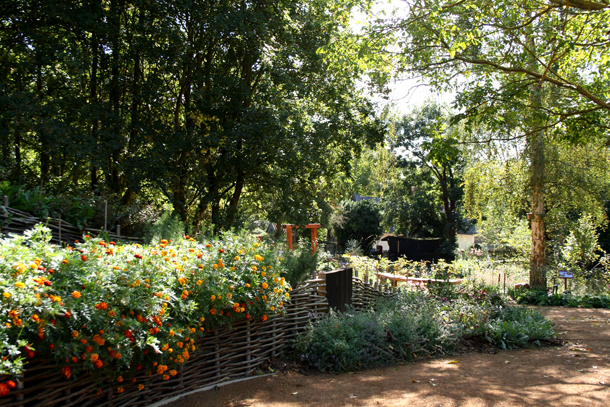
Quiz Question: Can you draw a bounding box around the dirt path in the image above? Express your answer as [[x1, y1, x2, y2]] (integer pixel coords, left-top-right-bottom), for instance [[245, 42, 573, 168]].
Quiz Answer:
[[166, 307, 610, 407]]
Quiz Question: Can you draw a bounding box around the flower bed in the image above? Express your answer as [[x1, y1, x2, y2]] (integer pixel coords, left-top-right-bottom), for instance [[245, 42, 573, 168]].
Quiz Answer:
[[0, 226, 290, 398]]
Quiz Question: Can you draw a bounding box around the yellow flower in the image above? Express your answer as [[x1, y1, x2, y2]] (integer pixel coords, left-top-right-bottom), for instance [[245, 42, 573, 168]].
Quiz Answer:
[[14, 282, 25, 289], [261, 271, 266, 277], [234, 256, 240, 261], [2, 292, 10, 299], [211, 295, 216, 301], [197, 280, 203, 286]]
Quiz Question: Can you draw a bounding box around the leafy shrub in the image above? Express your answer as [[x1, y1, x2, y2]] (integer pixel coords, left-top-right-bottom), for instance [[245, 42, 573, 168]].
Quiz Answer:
[[0, 225, 290, 384], [282, 241, 319, 287], [292, 291, 459, 372], [144, 211, 185, 244], [513, 290, 610, 309], [293, 288, 554, 373], [478, 307, 554, 349]]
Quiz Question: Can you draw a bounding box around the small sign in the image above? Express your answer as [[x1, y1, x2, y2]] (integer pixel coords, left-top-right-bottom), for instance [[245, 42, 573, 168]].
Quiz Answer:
[[558, 270, 573, 279]]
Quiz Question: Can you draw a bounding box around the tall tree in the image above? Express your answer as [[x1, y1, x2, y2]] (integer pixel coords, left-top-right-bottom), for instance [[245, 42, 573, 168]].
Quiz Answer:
[[392, 102, 464, 244], [366, 0, 610, 288]]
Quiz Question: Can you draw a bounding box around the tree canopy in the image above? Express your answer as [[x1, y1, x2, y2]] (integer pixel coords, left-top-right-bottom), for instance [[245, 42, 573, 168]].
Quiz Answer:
[[0, 0, 384, 232]]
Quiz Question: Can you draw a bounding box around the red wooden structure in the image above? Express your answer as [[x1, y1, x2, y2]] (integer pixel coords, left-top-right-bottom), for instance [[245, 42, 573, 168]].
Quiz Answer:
[[282, 223, 321, 253]]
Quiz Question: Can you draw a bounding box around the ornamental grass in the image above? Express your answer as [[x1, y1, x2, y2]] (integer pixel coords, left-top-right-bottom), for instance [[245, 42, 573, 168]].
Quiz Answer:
[[0, 225, 290, 396]]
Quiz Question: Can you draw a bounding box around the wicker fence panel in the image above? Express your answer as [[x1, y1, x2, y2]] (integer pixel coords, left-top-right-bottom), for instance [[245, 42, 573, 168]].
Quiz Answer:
[[0, 207, 142, 245]]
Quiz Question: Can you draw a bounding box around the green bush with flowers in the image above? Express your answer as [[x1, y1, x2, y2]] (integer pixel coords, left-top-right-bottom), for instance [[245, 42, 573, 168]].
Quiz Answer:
[[0, 225, 290, 396]]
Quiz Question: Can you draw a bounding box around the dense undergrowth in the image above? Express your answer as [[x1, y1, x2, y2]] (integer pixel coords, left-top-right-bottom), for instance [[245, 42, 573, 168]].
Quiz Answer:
[[291, 283, 555, 373]]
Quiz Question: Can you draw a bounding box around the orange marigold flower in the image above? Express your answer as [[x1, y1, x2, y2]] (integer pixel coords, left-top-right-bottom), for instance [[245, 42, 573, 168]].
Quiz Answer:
[[117, 376, 123, 382], [14, 282, 25, 289], [81, 255, 88, 262], [254, 255, 264, 261], [169, 369, 178, 376], [71, 356, 78, 363], [108, 310, 116, 317], [72, 331, 79, 338], [117, 387, 124, 393], [262, 283, 268, 289], [62, 366, 72, 379], [72, 291, 81, 299], [62, 259, 70, 264], [94, 359, 103, 368], [163, 375, 170, 381], [138, 384, 145, 391], [90, 354, 99, 362], [80, 339, 87, 344], [262, 315, 268, 322]]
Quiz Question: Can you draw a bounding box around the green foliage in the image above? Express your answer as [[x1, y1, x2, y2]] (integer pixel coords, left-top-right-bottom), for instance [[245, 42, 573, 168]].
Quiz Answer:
[[0, 225, 290, 380], [480, 308, 554, 350], [0, 0, 384, 233], [384, 102, 464, 244], [561, 214, 602, 270], [145, 211, 185, 244], [513, 290, 610, 309], [292, 286, 554, 372], [332, 200, 383, 253], [282, 241, 319, 287], [292, 292, 459, 372]]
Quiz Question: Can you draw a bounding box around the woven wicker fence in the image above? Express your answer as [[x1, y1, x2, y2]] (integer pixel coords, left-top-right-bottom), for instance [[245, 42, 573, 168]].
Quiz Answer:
[[0, 206, 142, 245], [0, 271, 393, 407]]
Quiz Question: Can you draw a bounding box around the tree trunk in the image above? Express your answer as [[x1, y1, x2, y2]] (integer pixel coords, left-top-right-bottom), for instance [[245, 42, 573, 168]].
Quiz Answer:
[[529, 82, 546, 290], [527, 29, 547, 291], [90, 31, 99, 189]]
